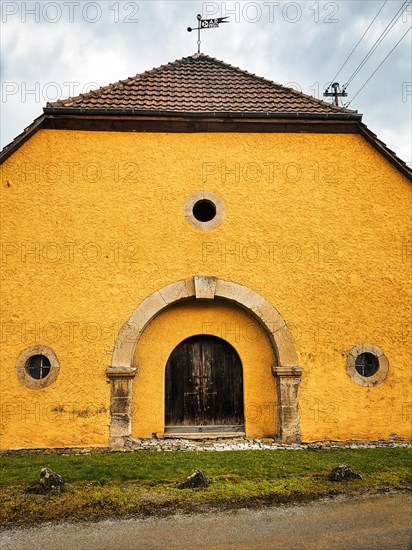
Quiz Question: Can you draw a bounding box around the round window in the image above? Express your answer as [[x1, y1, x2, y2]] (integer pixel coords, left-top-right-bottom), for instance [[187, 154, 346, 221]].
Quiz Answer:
[[26, 354, 51, 380], [346, 344, 388, 387], [193, 200, 216, 222], [184, 192, 225, 230], [354, 352, 379, 377], [16, 346, 60, 389]]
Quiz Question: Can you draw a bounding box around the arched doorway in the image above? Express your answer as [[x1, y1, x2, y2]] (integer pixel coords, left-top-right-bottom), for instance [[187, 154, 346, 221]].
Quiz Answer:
[[107, 276, 302, 447], [165, 335, 244, 433]]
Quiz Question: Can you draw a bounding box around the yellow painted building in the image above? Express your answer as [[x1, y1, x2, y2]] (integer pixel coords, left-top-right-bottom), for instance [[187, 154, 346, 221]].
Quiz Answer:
[[1, 54, 411, 449]]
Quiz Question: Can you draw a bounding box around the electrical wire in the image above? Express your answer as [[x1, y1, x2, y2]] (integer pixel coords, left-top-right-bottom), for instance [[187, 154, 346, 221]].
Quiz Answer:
[[330, 0, 388, 85], [345, 0, 410, 87], [344, 0, 411, 89], [346, 25, 411, 106]]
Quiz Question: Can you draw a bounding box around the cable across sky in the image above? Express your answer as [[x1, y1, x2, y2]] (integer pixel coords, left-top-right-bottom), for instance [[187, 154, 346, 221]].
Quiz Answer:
[[343, 0, 411, 89]]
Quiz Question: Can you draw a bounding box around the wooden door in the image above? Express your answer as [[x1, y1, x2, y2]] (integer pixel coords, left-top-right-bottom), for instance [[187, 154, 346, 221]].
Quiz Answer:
[[165, 335, 244, 430]]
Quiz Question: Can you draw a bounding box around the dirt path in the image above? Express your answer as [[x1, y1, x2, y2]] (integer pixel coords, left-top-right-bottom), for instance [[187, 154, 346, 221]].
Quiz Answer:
[[1, 492, 411, 549]]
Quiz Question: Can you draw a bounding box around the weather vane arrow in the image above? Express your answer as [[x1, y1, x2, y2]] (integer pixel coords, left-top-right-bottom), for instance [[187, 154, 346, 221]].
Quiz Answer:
[[188, 14, 230, 54]]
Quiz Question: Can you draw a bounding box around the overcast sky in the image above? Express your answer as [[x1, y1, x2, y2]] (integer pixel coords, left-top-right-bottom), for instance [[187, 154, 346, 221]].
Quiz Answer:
[[1, 0, 411, 164]]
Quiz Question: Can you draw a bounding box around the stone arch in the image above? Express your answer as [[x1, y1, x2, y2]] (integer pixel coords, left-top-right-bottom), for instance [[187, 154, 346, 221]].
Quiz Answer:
[[107, 277, 302, 446]]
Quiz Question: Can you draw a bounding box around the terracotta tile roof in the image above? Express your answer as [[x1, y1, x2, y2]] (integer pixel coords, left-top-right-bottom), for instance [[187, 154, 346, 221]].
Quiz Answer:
[[48, 54, 356, 115]]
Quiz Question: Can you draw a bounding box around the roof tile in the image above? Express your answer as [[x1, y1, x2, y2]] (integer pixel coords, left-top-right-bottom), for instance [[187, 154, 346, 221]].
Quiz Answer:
[[48, 54, 356, 115]]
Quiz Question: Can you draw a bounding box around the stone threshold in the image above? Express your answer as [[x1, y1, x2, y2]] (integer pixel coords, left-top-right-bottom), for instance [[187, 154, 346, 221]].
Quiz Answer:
[[162, 432, 247, 440], [1, 439, 411, 455]]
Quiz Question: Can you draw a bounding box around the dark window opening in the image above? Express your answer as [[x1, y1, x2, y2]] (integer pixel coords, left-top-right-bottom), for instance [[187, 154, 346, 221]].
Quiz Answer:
[[26, 354, 51, 380], [193, 200, 216, 222], [355, 352, 379, 377]]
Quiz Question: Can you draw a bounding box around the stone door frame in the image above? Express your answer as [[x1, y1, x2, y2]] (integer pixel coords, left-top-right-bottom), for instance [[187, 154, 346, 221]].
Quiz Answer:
[[106, 276, 303, 447]]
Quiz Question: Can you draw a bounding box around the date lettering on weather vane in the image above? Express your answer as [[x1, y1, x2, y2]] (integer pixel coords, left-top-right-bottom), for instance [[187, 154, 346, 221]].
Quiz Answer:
[[188, 14, 230, 54]]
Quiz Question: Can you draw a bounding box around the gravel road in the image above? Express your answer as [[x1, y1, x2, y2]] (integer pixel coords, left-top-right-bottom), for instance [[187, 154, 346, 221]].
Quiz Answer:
[[1, 492, 411, 549]]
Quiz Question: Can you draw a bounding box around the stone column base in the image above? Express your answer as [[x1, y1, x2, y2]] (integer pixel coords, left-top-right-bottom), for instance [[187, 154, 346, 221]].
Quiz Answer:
[[106, 366, 137, 448], [272, 366, 303, 443]]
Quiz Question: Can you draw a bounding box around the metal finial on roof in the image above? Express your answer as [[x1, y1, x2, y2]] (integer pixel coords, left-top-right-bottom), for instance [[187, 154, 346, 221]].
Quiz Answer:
[[187, 13, 229, 54]]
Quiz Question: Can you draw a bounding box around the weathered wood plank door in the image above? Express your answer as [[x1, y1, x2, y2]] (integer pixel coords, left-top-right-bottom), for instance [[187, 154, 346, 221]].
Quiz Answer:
[[165, 335, 244, 431]]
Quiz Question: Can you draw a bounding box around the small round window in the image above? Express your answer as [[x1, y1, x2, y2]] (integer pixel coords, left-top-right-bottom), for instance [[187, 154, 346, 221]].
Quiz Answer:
[[346, 344, 388, 387], [355, 352, 379, 377], [193, 200, 216, 222], [184, 192, 224, 230], [16, 346, 60, 389], [26, 354, 51, 380]]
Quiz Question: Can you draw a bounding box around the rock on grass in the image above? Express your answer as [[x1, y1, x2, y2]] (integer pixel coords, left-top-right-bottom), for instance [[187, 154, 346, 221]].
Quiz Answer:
[[178, 470, 211, 489], [328, 464, 362, 482], [27, 468, 66, 495]]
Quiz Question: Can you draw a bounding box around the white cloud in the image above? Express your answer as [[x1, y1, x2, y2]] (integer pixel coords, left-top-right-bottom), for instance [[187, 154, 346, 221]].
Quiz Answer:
[[1, 0, 411, 164]]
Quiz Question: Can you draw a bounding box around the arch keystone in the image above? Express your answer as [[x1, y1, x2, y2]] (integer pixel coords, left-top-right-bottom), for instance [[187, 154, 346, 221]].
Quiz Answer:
[[194, 276, 217, 299]]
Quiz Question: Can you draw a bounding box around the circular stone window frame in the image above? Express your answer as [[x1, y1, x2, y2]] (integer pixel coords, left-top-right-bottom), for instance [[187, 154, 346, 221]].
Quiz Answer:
[[346, 344, 388, 387], [16, 345, 60, 390], [184, 191, 225, 231]]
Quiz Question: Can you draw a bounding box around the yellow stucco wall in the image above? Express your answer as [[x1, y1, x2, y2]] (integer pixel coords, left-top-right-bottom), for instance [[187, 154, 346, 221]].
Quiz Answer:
[[0, 129, 411, 448]]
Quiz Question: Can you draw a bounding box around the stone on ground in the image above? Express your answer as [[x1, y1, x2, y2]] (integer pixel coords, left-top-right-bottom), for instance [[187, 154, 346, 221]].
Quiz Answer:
[[178, 470, 211, 489], [39, 467, 66, 494], [328, 464, 362, 482]]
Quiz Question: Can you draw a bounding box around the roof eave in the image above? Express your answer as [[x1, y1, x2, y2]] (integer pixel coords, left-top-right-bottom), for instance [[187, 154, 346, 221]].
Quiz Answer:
[[0, 114, 46, 164], [42, 106, 363, 121], [1, 111, 410, 182]]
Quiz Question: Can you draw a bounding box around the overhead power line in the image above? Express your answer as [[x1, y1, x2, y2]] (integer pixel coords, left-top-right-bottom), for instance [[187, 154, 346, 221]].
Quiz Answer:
[[346, 25, 411, 106], [330, 0, 388, 85], [344, 0, 411, 89]]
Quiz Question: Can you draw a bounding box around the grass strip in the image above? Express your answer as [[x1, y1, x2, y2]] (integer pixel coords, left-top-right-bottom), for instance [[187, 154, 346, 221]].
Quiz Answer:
[[0, 448, 410, 526]]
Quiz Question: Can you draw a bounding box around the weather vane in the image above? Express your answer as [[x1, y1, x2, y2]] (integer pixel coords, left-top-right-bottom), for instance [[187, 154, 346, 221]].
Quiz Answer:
[[188, 14, 229, 54]]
